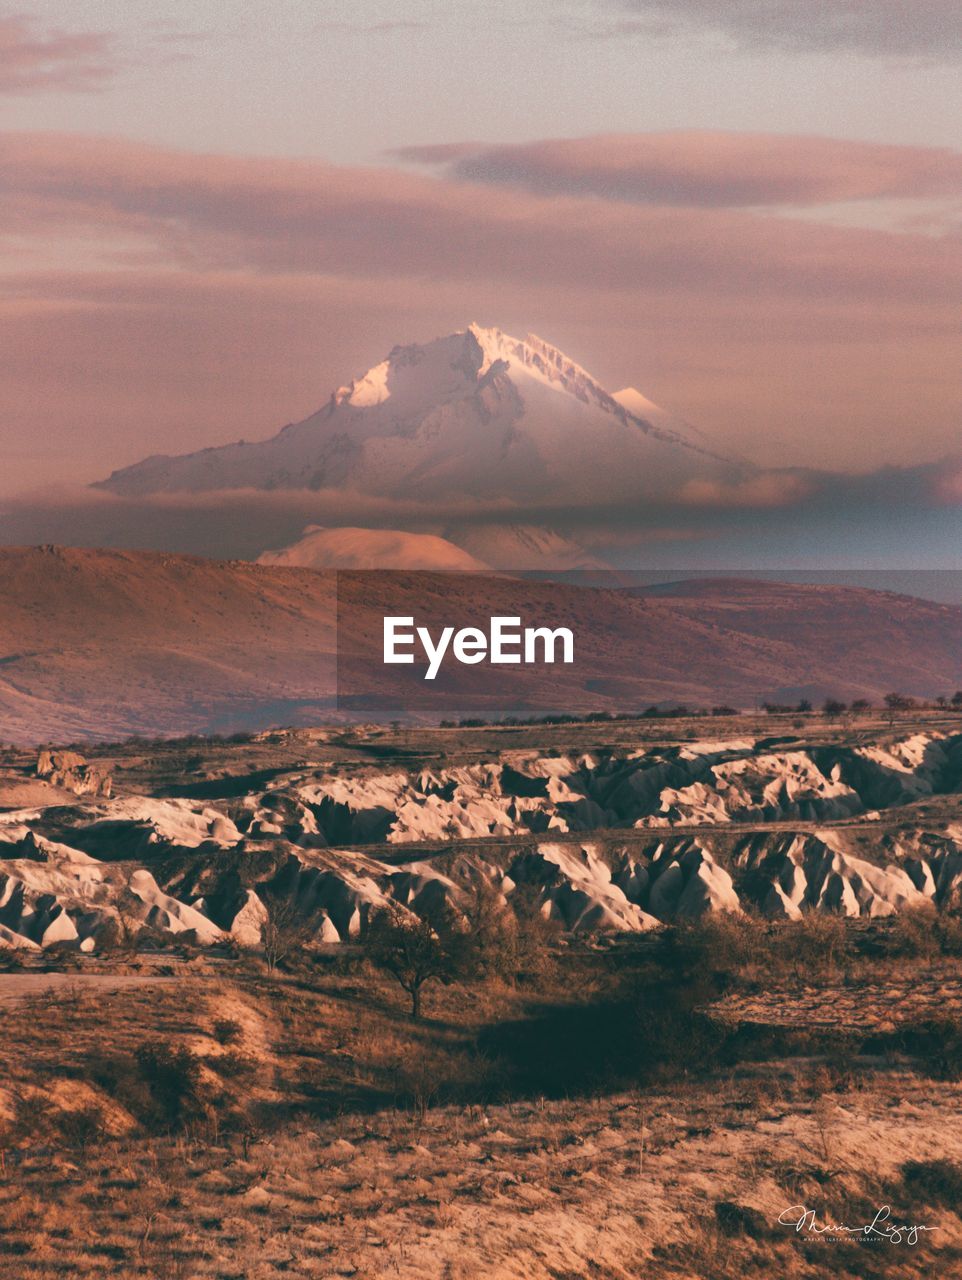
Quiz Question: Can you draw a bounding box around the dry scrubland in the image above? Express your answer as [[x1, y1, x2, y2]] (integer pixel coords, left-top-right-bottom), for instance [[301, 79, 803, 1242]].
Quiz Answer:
[[4, 917, 962, 1278], [5, 715, 962, 1276]]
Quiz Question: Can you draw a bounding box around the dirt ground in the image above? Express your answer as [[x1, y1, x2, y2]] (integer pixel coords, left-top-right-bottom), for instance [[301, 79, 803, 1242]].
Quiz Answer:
[[2, 959, 962, 1279]]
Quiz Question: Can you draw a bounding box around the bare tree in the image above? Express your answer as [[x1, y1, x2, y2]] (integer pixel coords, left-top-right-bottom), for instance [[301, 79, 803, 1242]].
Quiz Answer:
[[96, 905, 149, 955], [508, 883, 560, 980], [365, 903, 455, 1019], [261, 895, 310, 975], [460, 878, 520, 980]]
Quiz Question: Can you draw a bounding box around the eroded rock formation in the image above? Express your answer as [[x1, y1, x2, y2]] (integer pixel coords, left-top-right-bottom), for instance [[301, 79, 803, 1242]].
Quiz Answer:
[[3, 730, 962, 950]]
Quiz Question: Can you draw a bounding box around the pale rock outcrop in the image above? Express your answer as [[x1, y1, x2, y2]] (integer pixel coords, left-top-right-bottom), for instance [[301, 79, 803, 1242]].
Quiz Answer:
[[266, 851, 397, 941], [389, 864, 463, 918], [762, 882, 804, 921], [646, 842, 741, 918], [37, 904, 80, 947], [0, 922, 40, 950], [192, 889, 267, 947], [290, 734, 958, 842], [227, 890, 269, 947], [612, 856, 649, 903], [643, 752, 862, 827], [0, 840, 108, 948], [736, 831, 930, 918], [70, 798, 243, 858], [313, 911, 341, 944], [905, 859, 937, 898], [35, 750, 112, 798], [8, 730, 962, 949], [508, 843, 660, 933], [126, 870, 223, 942]]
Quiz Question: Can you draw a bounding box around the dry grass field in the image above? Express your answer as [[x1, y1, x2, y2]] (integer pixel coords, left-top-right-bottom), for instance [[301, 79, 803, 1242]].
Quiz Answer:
[[4, 913, 962, 1279]]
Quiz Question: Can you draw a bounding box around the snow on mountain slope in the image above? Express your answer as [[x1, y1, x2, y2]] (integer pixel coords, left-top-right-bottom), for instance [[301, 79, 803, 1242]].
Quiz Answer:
[[260, 521, 603, 571], [96, 325, 742, 504], [612, 387, 668, 420], [444, 523, 605, 570], [257, 526, 489, 571]]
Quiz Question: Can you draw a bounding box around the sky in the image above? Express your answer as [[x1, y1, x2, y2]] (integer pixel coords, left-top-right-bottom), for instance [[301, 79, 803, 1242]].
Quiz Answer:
[[1, 0, 961, 561]]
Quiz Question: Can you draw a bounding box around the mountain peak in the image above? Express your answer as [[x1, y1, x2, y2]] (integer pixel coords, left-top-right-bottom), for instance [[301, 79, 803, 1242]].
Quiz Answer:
[[97, 322, 740, 502], [460, 324, 620, 411], [613, 386, 666, 421]]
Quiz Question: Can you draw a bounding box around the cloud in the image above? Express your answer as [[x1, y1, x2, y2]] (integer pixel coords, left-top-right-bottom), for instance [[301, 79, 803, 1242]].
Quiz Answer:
[[679, 472, 814, 508], [0, 13, 118, 93], [314, 18, 428, 34], [393, 132, 962, 208], [1, 132, 960, 490], [2, 454, 960, 568], [390, 142, 487, 165], [3, 131, 960, 307], [591, 0, 962, 60]]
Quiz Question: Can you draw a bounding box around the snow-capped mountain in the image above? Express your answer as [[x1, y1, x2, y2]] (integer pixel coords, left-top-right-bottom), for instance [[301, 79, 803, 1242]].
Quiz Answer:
[[444, 523, 606, 570], [257, 526, 489, 571], [96, 325, 742, 504]]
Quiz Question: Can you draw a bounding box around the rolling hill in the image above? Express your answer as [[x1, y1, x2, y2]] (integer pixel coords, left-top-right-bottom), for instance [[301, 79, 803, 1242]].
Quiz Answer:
[[0, 547, 960, 741]]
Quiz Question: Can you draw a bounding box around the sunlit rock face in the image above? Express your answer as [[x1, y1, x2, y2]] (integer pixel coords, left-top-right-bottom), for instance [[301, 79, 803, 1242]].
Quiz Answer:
[[3, 729, 962, 949]]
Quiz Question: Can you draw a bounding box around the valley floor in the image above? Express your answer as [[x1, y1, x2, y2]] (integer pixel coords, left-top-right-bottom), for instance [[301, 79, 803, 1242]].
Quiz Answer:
[[5, 715, 962, 1277], [2, 948, 962, 1279], [5, 1073, 962, 1280]]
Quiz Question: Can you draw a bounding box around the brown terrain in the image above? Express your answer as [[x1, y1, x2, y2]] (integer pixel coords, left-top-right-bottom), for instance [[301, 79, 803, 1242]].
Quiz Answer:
[[0, 546, 337, 742], [3, 549, 962, 1278], [3, 714, 962, 1275], [1, 546, 962, 741]]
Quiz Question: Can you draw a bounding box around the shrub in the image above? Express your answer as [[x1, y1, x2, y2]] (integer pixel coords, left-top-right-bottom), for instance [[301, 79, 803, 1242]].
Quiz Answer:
[[714, 1200, 772, 1239], [780, 914, 851, 979], [901, 1159, 962, 1208], [934, 913, 962, 956], [481, 991, 733, 1097], [208, 1050, 257, 1079], [898, 1016, 962, 1080], [661, 915, 777, 992], [57, 1105, 104, 1154], [212, 1018, 243, 1046], [667, 913, 852, 985], [134, 1041, 204, 1125], [509, 884, 561, 982], [457, 879, 521, 981], [882, 907, 940, 959]]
